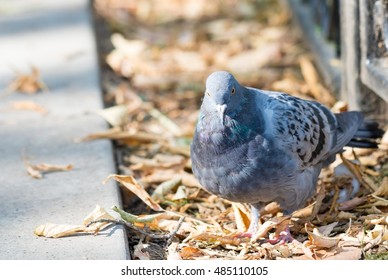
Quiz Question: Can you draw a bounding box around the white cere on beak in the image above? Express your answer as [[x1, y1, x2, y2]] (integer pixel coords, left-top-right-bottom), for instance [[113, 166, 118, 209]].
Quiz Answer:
[[216, 104, 227, 125]]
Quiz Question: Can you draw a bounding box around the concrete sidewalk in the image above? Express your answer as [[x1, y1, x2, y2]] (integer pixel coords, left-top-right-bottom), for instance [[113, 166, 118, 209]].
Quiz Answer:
[[0, 0, 129, 259]]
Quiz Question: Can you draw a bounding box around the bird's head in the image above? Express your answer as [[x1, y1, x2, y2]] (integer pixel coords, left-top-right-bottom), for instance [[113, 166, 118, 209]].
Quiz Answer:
[[203, 71, 245, 125]]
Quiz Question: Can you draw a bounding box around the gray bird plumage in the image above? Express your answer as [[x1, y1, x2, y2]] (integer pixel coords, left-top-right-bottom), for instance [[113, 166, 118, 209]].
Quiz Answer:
[[191, 71, 364, 234]]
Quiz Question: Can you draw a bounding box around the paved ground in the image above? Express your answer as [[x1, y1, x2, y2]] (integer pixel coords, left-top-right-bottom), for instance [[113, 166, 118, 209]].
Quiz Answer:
[[0, 0, 129, 259]]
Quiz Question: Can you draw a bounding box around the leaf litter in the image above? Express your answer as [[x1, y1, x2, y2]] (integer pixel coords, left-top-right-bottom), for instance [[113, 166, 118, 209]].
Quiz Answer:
[[3, 66, 48, 96], [35, 0, 387, 260], [25, 160, 73, 179]]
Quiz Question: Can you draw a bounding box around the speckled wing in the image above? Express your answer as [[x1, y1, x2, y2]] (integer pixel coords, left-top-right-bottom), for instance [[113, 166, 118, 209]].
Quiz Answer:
[[261, 91, 362, 168]]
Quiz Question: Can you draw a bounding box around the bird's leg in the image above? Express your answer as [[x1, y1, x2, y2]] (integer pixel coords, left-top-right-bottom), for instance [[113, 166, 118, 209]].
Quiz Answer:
[[234, 204, 293, 244], [247, 205, 261, 236]]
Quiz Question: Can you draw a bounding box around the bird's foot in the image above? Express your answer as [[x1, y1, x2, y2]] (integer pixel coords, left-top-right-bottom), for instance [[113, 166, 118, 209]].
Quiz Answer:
[[267, 228, 293, 245], [233, 223, 259, 239]]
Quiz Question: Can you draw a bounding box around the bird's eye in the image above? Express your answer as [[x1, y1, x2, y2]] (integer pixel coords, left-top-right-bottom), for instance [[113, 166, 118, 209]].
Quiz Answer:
[[231, 87, 236, 95], [206, 91, 211, 97]]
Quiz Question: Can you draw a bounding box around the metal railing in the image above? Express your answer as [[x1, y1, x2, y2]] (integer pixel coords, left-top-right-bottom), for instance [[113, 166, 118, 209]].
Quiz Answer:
[[288, 0, 388, 124]]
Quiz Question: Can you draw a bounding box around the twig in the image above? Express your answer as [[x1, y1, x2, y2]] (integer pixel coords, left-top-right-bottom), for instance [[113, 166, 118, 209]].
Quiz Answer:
[[86, 216, 185, 240], [328, 186, 339, 215], [308, 185, 326, 221]]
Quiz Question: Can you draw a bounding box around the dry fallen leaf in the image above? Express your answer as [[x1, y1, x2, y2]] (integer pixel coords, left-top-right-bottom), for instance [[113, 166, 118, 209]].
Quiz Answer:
[[11, 100, 48, 114], [26, 162, 73, 179], [365, 215, 388, 225], [251, 216, 289, 242], [78, 127, 162, 143], [27, 165, 43, 179], [340, 155, 377, 192], [299, 56, 335, 106], [338, 196, 367, 211], [372, 177, 388, 198], [151, 177, 182, 201], [97, 104, 129, 127], [337, 211, 356, 220], [34, 205, 115, 238], [83, 205, 116, 231], [323, 246, 361, 260], [232, 203, 250, 232], [34, 223, 85, 238], [305, 223, 343, 249], [104, 174, 164, 211], [367, 224, 388, 241], [194, 232, 246, 246], [133, 241, 151, 260], [172, 185, 188, 201], [5, 66, 48, 95], [167, 242, 183, 260], [148, 108, 183, 136], [179, 246, 204, 259]]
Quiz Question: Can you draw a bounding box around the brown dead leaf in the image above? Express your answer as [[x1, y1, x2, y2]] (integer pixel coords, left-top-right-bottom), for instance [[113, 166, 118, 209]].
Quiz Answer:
[[251, 216, 289, 242], [372, 177, 388, 198], [148, 108, 183, 136], [367, 224, 388, 241], [133, 241, 151, 260], [180, 171, 202, 188], [11, 101, 48, 114], [292, 203, 314, 218], [79, 127, 163, 143], [157, 216, 209, 237], [361, 224, 388, 252], [34, 223, 86, 238], [317, 222, 338, 236], [337, 211, 356, 220], [172, 185, 188, 200], [260, 202, 281, 216], [305, 223, 342, 249], [299, 56, 335, 106], [365, 215, 388, 225], [27, 165, 43, 179], [151, 177, 182, 201], [338, 196, 367, 211], [331, 100, 348, 113], [142, 170, 202, 188], [324, 246, 361, 260], [26, 162, 73, 179], [180, 246, 204, 259], [129, 154, 186, 171], [162, 143, 191, 157], [226, 43, 281, 73], [34, 205, 114, 238], [232, 203, 250, 232], [340, 155, 377, 192], [83, 205, 116, 231], [194, 232, 246, 246], [167, 242, 182, 260], [381, 129, 388, 147], [97, 104, 129, 127], [6, 66, 48, 95], [104, 174, 164, 211]]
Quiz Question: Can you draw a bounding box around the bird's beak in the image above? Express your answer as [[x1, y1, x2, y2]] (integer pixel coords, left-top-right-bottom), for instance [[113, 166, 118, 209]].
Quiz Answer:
[[216, 104, 227, 125]]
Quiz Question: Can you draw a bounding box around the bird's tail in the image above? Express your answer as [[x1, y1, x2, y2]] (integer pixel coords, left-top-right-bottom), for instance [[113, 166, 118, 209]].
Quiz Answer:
[[346, 120, 385, 148]]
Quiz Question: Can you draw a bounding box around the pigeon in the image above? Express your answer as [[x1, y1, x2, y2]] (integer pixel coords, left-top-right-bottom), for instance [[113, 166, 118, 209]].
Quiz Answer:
[[191, 71, 382, 241]]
